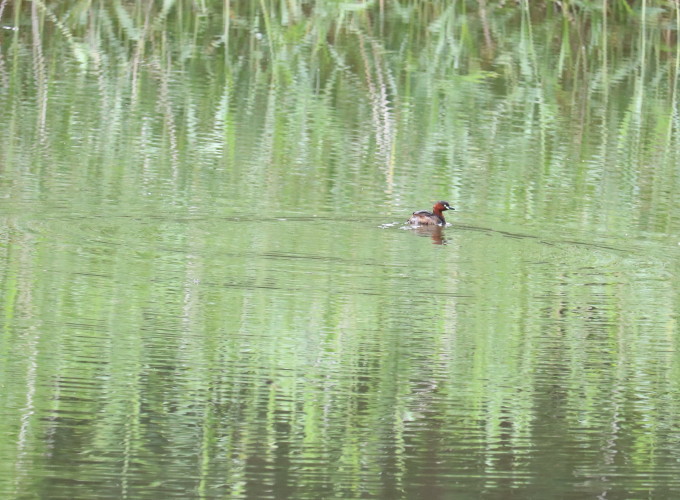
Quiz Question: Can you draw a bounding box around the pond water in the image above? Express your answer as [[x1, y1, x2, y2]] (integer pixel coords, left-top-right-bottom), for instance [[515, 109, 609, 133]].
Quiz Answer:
[[2, 1, 680, 498]]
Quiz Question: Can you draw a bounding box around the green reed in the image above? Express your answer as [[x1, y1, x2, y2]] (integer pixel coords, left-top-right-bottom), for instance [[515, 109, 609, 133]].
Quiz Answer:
[[2, 5, 680, 494], [1, 0, 680, 227]]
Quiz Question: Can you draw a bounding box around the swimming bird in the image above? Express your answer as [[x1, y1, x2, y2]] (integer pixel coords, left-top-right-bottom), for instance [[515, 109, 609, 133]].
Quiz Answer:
[[407, 201, 454, 226]]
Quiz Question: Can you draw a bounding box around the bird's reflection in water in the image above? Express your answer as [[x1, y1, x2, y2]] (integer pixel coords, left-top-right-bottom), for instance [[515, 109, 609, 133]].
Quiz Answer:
[[412, 225, 447, 245]]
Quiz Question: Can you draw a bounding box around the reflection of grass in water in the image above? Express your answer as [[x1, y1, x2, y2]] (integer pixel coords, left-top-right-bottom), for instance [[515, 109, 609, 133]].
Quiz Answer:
[[2, 5, 680, 496], [1, 1, 680, 227]]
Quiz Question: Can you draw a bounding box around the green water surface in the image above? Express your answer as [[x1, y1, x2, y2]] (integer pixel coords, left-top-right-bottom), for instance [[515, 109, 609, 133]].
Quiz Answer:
[[2, 1, 680, 498]]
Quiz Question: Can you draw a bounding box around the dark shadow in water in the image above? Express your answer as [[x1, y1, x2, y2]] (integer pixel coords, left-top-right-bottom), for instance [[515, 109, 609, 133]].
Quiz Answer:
[[411, 225, 447, 245], [402, 220, 678, 264], [451, 222, 628, 254]]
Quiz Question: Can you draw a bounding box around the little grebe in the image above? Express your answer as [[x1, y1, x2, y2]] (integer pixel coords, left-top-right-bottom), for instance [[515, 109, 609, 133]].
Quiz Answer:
[[407, 201, 454, 226]]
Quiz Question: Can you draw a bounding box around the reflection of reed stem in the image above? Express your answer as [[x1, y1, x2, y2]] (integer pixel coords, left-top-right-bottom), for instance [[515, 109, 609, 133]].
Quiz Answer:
[[31, 0, 48, 145], [223, 0, 230, 66], [358, 29, 395, 189], [259, 0, 276, 68], [477, 0, 494, 55], [0, 0, 7, 90], [638, 0, 647, 117], [602, 0, 608, 102], [151, 56, 180, 178], [668, 1, 680, 146], [131, 0, 154, 106]]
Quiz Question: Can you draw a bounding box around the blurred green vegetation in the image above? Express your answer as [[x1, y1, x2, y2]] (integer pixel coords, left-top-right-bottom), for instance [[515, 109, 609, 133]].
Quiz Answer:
[[2, 2, 680, 498], [2, 0, 679, 230]]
